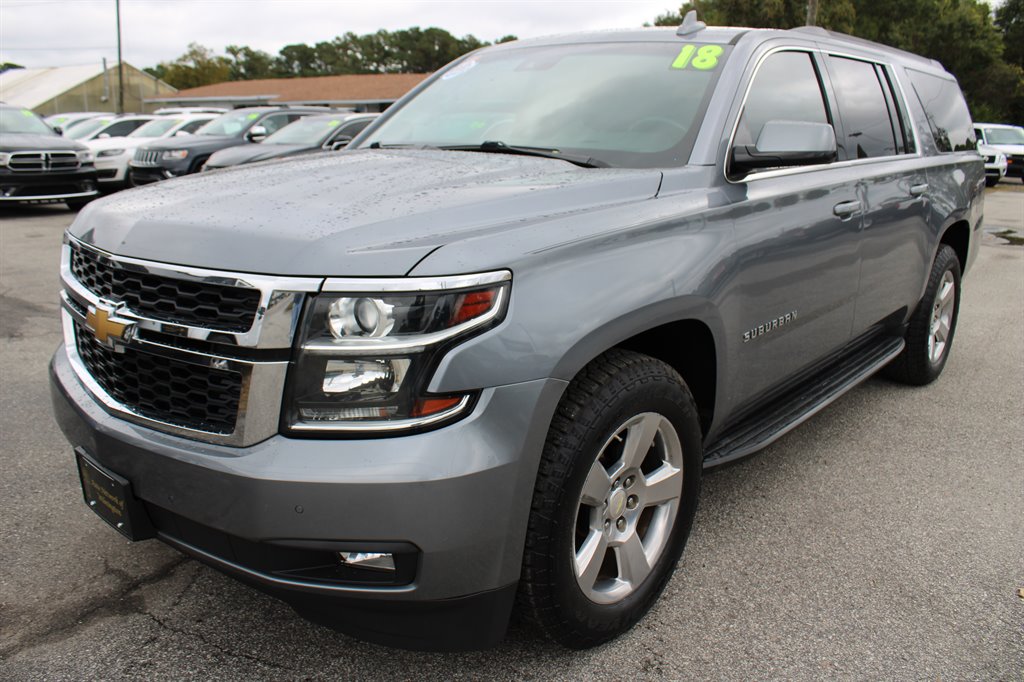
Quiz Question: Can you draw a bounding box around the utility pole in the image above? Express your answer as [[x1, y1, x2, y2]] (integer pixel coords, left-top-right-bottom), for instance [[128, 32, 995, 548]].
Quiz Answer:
[[116, 0, 124, 113], [806, 0, 819, 26]]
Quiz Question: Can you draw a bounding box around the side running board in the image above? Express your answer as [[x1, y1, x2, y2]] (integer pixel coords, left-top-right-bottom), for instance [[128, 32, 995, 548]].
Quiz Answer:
[[702, 336, 905, 468]]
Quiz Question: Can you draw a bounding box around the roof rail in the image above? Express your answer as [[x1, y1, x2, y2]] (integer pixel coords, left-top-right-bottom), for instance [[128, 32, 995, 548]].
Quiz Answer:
[[677, 10, 706, 37]]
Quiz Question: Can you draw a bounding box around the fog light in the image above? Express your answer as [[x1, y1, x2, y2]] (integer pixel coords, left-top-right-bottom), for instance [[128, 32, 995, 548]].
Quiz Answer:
[[337, 551, 395, 572]]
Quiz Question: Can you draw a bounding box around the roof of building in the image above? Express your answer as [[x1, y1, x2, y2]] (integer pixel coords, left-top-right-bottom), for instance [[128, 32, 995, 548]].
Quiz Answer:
[[0, 65, 108, 108], [149, 72, 430, 105]]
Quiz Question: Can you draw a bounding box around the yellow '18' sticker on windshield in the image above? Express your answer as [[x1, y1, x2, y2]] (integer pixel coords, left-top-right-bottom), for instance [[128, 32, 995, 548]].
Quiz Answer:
[[672, 44, 723, 70]]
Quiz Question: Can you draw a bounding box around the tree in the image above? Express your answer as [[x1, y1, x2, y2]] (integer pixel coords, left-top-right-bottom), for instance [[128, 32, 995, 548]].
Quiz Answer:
[[226, 45, 275, 80], [996, 0, 1024, 69], [151, 43, 231, 89]]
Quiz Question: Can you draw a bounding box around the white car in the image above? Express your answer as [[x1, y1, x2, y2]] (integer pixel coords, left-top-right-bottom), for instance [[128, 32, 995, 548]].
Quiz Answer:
[[66, 115, 158, 142], [86, 114, 217, 188], [974, 123, 1024, 183], [978, 143, 1008, 187], [43, 111, 106, 133]]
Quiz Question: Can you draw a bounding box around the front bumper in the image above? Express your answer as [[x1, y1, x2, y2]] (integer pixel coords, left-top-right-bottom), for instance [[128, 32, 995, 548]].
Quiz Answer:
[[94, 155, 129, 185], [0, 166, 98, 202], [50, 347, 564, 649], [128, 158, 191, 185]]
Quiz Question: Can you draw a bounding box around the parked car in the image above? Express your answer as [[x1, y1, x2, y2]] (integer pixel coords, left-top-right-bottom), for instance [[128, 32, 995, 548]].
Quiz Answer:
[[152, 106, 228, 115], [86, 114, 217, 189], [66, 114, 158, 142], [0, 103, 97, 209], [973, 123, 1024, 181], [128, 106, 327, 184], [51, 17, 983, 651], [204, 113, 380, 169], [43, 111, 106, 133], [979, 143, 1008, 186]]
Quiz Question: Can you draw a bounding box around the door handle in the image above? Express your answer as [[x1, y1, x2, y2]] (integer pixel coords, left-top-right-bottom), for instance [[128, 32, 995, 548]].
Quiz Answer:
[[833, 200, 861, 218], [910, 183, 929, 197]]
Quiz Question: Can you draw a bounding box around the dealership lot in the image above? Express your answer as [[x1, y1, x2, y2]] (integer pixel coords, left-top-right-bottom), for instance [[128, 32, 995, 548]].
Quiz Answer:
[[1, 186, 1021, 679]]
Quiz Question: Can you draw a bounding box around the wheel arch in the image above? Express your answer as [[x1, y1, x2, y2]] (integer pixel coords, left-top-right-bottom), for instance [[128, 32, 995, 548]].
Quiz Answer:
[[938, 219, 970, 273]]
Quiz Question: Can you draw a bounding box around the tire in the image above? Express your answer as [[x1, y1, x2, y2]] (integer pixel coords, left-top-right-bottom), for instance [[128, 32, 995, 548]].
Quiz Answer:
[[885, 244, 961, 385], [518, 349, 703, 648], [985, 176, 998, 187]]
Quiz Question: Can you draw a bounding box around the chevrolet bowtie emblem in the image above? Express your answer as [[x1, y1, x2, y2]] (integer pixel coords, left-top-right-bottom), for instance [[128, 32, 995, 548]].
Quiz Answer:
[[86, 304, 134, 346]]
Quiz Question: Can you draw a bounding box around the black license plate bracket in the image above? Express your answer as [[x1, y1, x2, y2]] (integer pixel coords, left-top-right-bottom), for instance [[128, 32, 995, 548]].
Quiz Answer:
[[75, 448, 155, 541]]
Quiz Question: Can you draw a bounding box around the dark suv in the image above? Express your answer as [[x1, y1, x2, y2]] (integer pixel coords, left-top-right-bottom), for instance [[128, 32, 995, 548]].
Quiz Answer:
[[52, 17, 983, 651], [128, 106, 326, 184], [0, 104, 98, 209]]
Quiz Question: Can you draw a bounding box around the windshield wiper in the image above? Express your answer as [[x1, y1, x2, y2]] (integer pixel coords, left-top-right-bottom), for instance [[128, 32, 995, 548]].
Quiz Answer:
[[438, 141, 609, 168]]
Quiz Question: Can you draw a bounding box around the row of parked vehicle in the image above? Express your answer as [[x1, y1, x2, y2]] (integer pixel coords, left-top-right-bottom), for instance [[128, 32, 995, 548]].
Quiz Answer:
[[0, 104, 379, 209]]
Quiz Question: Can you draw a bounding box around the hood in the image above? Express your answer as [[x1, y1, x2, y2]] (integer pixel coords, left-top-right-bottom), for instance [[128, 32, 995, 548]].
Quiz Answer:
[[140, 134, 242, 154], [87, 136, 149, 152], [70, 148, 662, 277], [1, 132, 87, 152], [985, 142, 1024, 155], [205, 143, 311, 168]]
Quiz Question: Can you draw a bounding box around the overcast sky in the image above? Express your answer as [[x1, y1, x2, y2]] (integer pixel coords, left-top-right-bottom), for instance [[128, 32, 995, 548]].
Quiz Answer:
[[1, 0, 679, 70]]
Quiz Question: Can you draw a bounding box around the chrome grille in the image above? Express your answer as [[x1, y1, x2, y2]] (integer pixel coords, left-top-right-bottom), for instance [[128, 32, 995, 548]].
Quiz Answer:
[[132, 149, 162, 166], [59, 236, 321, 446], [70, 243, 261, 333], [74, 321, 242, 433], [7, 151, 80, 172]]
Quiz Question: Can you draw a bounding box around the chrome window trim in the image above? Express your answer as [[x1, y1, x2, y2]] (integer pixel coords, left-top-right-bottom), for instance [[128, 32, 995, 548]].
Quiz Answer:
[[63, 234, 322, 349], [60, 301, 288, 447], [322, 269, 511, 293], [722, 45, 923, 186], [301, 285, 509, 355], [289, 395, 472, 433]]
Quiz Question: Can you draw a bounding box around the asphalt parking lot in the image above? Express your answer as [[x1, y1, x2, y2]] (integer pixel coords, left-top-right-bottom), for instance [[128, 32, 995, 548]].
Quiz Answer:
[[1, 184, 1021, 680]]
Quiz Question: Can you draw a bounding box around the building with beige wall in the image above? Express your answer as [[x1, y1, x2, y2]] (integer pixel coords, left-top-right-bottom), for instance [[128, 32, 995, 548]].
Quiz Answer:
[[0, 63, 176, 115]]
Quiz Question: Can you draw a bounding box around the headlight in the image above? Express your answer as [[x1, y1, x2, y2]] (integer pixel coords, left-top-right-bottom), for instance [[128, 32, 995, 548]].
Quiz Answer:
[[161, 150, 189, 160], [285, 271, 511, 433], [76, 150, 93, 163], [0, 152, 9, 167], [97, 148, 126, 158]]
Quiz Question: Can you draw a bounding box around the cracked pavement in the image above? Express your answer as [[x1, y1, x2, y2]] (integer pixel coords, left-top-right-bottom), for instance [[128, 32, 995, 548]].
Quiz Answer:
[[1, 187, 1022, 680]]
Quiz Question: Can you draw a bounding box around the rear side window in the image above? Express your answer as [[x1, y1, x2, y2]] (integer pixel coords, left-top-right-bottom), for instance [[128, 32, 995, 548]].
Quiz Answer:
[[828, 57, 898, 159], [906, 70, 975, 152], [735, 51, 829, 147]]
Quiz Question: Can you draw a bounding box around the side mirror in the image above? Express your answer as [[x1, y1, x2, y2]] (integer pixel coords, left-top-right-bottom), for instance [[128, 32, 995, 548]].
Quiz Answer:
[[97, 132, 111, 139], [174, 130, 192, 137], [731, 121, 837, 176], [328, 136, 353, 151], [246, 125, 268, 142], [52, 125, 63, 135]]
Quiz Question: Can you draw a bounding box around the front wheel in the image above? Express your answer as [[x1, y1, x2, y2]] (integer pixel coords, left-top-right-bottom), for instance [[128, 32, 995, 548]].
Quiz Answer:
[[518, 350, 703, 648], [985, 176, 999, 188], [885, 244, 962, 385]]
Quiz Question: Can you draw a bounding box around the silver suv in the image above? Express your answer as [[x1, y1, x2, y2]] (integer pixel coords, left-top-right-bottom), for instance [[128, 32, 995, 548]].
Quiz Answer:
[[51, 16, 983, 650]]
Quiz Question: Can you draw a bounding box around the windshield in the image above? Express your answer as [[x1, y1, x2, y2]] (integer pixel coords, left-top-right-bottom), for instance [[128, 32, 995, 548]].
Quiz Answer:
[[264, 117, 342, 145], [67, 117, 113, 139], [362, 41, 731, 168], [196, 110, 262, 137], [129, 118, 182, 138], [984, 127, 1024, 144], [0, 108, 57, 136]]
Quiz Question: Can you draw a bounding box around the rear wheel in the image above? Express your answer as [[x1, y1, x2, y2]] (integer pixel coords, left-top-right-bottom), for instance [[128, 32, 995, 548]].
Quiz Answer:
[[518, 350, 702, 648], [885, 244, 961, 385]]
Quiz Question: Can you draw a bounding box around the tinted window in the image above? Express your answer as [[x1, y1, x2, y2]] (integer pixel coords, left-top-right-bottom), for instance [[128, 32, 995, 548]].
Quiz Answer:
[[735, 51, 829, 147], [260, 114, 293, 134], [337, 119, 372, 138], [907, 70, 975, 152], [101, 120, 147, 137], [179, 119, 210, 134], [829, 57, 898, 159]]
